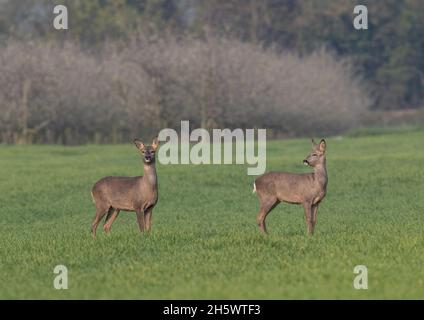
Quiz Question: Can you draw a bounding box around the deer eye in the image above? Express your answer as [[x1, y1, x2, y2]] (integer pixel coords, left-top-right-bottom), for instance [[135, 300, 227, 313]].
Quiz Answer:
[[312, 153, 318, 157]]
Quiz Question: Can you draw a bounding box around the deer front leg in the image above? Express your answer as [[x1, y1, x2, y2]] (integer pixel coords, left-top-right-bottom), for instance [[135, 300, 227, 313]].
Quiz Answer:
[[144, 207, 153, 232], [302, 202, 313, 235], [311, 204, 319, 234], [136, 209, 145, 233]]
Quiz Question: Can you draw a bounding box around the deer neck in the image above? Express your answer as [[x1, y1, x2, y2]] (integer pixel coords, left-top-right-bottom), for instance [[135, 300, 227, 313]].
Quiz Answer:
[[142, 162, 157, 190], [313, 158, 327, 188]]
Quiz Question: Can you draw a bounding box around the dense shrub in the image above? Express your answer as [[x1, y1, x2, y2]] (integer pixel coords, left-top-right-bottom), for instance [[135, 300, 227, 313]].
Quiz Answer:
[[0, 36, 371, 144]]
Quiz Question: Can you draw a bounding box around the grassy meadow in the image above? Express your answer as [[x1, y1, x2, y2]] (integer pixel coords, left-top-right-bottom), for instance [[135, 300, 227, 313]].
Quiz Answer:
[[1, 129, 424, 299]]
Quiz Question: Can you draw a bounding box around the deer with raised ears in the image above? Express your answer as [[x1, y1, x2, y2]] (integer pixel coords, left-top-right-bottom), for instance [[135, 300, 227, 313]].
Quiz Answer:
[[90, 138, 159, 238], [253, 139, 328, 235]]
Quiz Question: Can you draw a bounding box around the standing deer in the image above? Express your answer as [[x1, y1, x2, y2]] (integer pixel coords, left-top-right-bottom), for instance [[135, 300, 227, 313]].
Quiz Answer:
[[90, 138, 159, 238], [253, 139, 327, 235]]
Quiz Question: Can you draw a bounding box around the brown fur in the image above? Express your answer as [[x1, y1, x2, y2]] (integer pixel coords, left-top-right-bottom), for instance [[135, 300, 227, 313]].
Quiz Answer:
[[90, 138, 159, 238], [253, 139, 328, 235]]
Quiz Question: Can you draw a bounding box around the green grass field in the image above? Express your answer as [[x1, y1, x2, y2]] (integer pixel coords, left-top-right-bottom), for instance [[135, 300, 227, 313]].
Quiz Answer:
[[1, 130, 424, 299]]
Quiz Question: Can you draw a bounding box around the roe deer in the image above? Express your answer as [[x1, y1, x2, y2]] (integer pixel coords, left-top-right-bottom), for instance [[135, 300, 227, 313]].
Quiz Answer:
[[90, 138, 159, 238], [253, 139, 327, 235]]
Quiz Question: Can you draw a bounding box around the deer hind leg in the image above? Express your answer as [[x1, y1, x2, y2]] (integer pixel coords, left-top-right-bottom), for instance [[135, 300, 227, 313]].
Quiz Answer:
[[103, 208, 120, 234], [91, 205, 110, 238], [302, 202, 314, 235], [256, 197, 280, 234]]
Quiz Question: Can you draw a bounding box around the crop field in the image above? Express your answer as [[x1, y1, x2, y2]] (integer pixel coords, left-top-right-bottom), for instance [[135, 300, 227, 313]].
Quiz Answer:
[[1, 130, 424, 299]]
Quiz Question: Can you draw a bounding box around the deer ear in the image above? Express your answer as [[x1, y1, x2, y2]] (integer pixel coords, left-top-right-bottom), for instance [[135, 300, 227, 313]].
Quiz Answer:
[[151, 137, 159, 151], [311, 138, 317, 146], [319, 139, 326, 153], [133, 138, 145, 151]]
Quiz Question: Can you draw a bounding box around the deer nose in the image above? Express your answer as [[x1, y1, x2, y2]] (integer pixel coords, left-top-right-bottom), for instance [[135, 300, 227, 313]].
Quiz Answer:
[[303, 159, 309, 165]]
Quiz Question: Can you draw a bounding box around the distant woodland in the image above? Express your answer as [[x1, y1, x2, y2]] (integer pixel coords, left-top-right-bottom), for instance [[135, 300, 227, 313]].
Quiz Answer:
[[0, 0, 423, 143]]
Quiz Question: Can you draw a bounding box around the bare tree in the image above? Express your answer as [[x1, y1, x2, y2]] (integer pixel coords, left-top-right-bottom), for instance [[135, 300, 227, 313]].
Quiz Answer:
[[0, 36, 371, 144]]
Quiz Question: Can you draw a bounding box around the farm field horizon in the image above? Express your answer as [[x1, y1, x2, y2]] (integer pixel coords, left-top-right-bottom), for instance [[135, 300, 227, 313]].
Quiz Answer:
[[1, 130, 424, 299]]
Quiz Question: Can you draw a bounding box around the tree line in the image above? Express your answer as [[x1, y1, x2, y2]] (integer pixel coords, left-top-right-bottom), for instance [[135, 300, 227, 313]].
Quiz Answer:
[[0, 37, 369, 144], [1, 0, 422, 110], [0, 0, 422, 144]]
